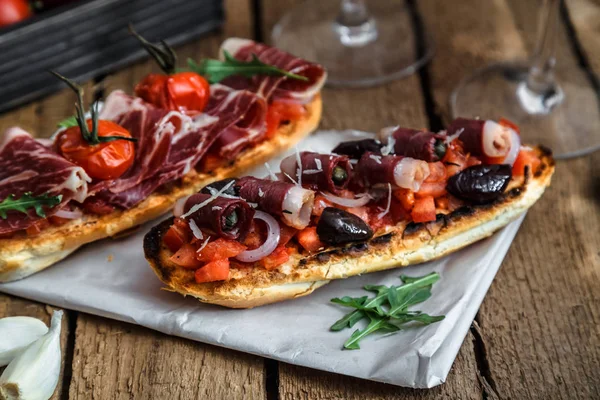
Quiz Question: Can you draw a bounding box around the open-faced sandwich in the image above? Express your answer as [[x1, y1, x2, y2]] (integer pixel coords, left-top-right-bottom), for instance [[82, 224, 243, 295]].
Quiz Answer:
[[145, 118, 555, 308], [0, 35, 325, 282]]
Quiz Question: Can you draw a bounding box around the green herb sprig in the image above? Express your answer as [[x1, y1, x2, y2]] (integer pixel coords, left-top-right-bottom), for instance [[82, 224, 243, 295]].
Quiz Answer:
[[188, 51, 309, 84], [330, 272, 445, 350], [0, 192, 63, 219], [51, 71, 137, 145]]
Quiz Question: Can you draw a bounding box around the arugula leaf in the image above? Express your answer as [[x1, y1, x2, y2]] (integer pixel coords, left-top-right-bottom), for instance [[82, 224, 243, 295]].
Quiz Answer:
[[400, 273, 433, 284], [330, 310, 366, 331], [343, 312, 400, 350], [57, 115, 78, 129], [0, 192, 63, 219], [330, 272, 445, 350], [188, 51, 309, 84]]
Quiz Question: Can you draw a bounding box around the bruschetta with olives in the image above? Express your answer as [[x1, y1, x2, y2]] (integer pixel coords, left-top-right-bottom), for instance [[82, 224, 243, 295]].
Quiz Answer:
[[144, 118, 554, 308]]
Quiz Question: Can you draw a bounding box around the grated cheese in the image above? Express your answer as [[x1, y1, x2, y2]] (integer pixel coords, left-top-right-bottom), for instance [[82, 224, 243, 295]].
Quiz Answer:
[[264, 162, 278, 181], [380, 136, 396, 156], [314, 158, 322, 170], [196, 236, 211, 253], [369, 154, 382, 164], [258, 188, 264, 197], [181, 180, 235, 218], [295, 147, 302, 186], [188, 219, 203, 239], [377, 183, 392, 219]]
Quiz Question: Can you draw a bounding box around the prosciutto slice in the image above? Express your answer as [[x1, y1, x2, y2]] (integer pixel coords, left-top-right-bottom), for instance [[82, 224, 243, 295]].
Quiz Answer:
[[219, 38, 326, 103], [279, 152, 352, 193], [182, 193, 254, 240], [383, 127, 447, 162], [91, 88, 265, 209], [355, 152, 430, 192], [0, 128, 90, 234], [202, 84, 267, 160], [236, 176, 314, 229]]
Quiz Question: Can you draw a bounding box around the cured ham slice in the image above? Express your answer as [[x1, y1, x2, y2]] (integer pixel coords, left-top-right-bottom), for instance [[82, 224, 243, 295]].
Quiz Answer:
[[279, 152, 352, 193], [0, 128, 91, 235], [355, 152, 430, 192], [91, 87, 265, 209], [447, 118, 513, 159], [382, 127, 447, 162], [202, 84, 267, 160], [236, 176, 314, 229], [219, 38, 326, 103], [182, 193, 254, 241]]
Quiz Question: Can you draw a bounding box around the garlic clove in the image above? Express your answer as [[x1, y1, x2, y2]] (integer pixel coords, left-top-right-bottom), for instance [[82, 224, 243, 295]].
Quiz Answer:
[[0, 310, 63, 400], [0, 317, 49, 367]]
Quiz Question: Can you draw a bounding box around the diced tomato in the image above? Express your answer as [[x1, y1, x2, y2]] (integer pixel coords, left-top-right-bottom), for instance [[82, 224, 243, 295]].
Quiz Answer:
[[312, 194, 333, 217], [170, 243, 203, 269], [435, 196, 450, 210], [48, 216, 71, 226], [297, 226, 324, 253], [196, 238, 247, 262], [82, 197, 115, 215], [425, 162, 447, 183], [163, 221, 190, 253], [346, 206, 369, 224], [498, 117, 520, 134], [200, 153, 224, 171], [411, 196, 437, 223], [369, 210, 394, 232], [512, 149, 541, 176], [279, 222, 298, 246], [416, 181, 447, 198], [195, 258, 230, 283], [265, 101, 306, 138], [260, 245, 291, 270], [393, 188, 415, 211], [26, 219, 50, 236], [466, 157, 482, 167], [390, 198, 409, 223], [443, 145, 468, 177]]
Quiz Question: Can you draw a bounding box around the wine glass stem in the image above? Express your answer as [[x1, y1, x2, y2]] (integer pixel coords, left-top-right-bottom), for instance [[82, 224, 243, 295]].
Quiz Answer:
[[526, 0, 560, 96], [335, 0, 377, 47]]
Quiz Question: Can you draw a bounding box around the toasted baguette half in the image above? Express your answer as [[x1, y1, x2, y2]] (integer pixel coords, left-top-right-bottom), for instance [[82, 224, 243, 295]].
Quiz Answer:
[[0, 95, 322, 282], [144, 146, 554, 308]]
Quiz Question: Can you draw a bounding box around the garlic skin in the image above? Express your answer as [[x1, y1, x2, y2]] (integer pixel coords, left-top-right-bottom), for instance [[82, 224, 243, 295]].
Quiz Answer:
[[0, 310, 63, 400], [0, 317, 49, 367]]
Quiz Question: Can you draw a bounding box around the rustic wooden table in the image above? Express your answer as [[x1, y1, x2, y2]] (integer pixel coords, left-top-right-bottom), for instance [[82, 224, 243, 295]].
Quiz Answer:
[[1, 0, 599, 398]]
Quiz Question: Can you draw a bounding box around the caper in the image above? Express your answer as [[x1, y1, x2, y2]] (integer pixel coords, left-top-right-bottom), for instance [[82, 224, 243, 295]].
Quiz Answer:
[[332, 166, 348, 185], [223, 210, 238, 230]]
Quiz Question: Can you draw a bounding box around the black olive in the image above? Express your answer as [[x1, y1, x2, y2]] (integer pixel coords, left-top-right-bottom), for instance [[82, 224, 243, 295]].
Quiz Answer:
[[332, 139, 382, 159], [200, 178, 238, 196], [317, 207, 374, 246], [447, 164, 512, 204], [332, 166, 348, 185]]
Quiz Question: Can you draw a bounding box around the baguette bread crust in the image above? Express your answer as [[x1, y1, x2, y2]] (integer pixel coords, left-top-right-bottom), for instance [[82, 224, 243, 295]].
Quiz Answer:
[[0, 95, 322, 282], [144, 147, 554, 308]]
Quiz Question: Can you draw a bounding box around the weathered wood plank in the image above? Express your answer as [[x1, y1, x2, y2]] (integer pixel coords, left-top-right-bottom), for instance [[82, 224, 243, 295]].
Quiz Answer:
[[567, 0, 600, 75], [260, 0, 481, 397], [67, 2, 268, 399], [69, 314, 266, 400], [420, 0, 600, 398], [0, 294, 72, 400]]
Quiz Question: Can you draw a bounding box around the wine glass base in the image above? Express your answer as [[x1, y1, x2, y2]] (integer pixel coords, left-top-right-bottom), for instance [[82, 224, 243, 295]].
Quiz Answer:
[[451, 62, 600, 159], [271, 1, 434, 88]]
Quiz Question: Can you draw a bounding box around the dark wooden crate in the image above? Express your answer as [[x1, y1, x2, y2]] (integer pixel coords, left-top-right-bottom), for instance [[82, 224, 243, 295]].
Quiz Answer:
[[0, 0, 223, 113]]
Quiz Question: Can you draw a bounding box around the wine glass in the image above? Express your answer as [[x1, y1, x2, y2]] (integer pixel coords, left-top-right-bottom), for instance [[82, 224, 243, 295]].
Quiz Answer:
[[271, 0, 434, 87], [450, 0, 600, 159]]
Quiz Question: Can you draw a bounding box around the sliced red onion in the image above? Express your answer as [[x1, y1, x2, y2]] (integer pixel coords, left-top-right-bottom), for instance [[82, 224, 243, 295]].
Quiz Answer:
[[54, 208, 83, 220], [393, 158, 431, 191], [483, 120, 511, 158], [235, 211, 281, 262], [502, 129, 521, 166], [282, 186, 314, 229], [173, 197, 188, 218], [320, 192, 372, 208]]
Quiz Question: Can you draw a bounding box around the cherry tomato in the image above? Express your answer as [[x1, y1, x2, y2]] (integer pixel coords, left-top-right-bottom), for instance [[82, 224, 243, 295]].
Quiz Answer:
[[55, 120, 135, 180], [0, 0, 31, 28], [135, 72, 210, 114]]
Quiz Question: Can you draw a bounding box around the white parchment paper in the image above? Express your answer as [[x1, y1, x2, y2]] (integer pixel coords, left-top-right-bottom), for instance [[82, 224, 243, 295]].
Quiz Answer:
[[0, 130, 523, 388]]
